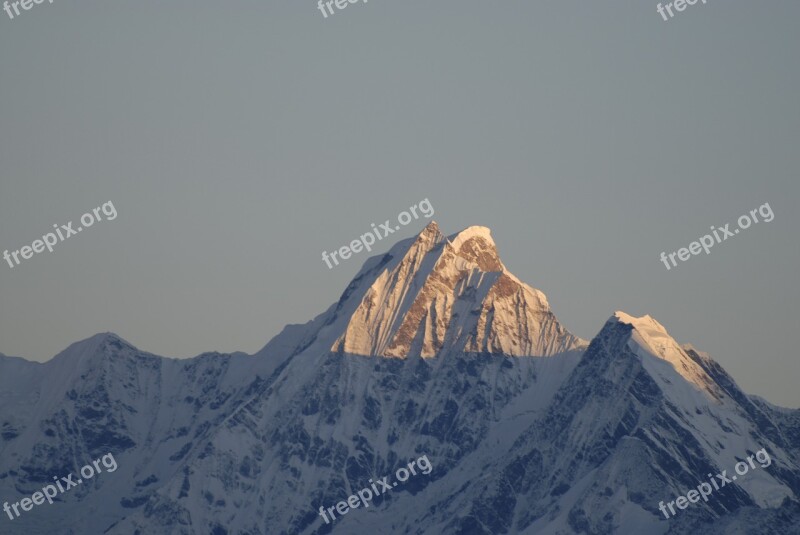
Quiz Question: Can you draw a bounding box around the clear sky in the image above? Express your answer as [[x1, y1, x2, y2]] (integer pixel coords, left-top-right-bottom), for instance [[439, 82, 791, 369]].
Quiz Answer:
[[1, 0, 798, 406]]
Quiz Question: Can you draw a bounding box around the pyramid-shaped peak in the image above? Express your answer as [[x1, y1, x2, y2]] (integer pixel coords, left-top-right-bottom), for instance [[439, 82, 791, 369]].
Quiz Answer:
[[608, 311, 722, 396], [330, 223, 583, 358]]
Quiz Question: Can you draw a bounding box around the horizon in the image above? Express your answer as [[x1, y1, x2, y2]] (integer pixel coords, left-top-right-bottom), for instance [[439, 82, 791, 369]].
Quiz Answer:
[[5, 220, 796, 411], [1, 2, 797, 404]]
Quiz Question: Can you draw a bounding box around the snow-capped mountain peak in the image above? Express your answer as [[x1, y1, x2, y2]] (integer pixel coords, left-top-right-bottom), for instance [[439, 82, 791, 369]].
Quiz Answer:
[[330, 224, 584, 358], [2, 225, 798, 535], [611, 310, 722, 397]]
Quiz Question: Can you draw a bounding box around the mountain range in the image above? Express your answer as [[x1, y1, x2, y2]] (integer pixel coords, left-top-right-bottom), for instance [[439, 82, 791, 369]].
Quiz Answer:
[[1, 221, 798, 535]]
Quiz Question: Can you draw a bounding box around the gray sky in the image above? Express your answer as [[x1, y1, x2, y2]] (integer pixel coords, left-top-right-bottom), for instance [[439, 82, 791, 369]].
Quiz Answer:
[[1, 0, 798, 407]]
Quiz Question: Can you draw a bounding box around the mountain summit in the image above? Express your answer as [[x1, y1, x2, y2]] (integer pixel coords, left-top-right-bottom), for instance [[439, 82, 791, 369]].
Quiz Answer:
[[332, 222, 585, 358], [0, 224, 798, 535]]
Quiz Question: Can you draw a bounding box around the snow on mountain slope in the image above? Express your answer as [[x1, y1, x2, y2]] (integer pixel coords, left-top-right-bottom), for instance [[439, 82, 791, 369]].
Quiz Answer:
[[0, 334, 289, 535], [427, 312, 800, 535], [614, 311, 721, 396], [332, 222, 584, 358], [0, 223, 798, 535]]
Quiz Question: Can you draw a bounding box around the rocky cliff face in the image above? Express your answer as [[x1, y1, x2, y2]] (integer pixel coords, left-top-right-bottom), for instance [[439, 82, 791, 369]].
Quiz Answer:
[[333, 222, 584, 359]]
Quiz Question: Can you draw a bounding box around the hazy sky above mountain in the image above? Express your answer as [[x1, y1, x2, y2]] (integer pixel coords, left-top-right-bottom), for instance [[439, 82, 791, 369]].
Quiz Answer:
[[1, 1, 798, 406]]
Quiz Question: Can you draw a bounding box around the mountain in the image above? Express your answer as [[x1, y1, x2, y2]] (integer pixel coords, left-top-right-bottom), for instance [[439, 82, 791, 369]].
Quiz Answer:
[[0, 222, 798, 535]]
